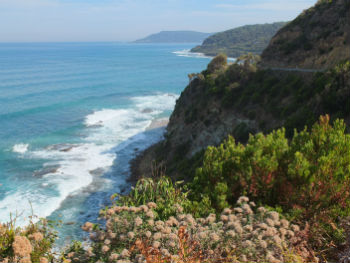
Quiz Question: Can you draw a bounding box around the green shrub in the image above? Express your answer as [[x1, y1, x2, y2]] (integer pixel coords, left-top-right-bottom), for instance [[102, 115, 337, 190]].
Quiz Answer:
[[113, 176, 214, 220], [191, 115, 350, 254], [206, 53, 227, 74]]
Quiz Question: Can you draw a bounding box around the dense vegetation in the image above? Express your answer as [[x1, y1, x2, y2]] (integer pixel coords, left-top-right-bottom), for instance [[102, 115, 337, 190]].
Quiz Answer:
[[191, 22, 286, 57], [192, 115, 350, 256], [134, 31, 213, 43], [179, 55, 350, 137], [145, 55, 349, 198], [225, 61, 350, 136], [2, 116, 348, 262], [64, 193, 305, 263]]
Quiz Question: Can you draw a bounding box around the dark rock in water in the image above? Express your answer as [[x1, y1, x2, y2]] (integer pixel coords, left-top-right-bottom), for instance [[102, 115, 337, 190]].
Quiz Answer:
[[141, 108, 153, 113], [89, 168, 105, 176], [47, 143, 78, 152], [88, 121, 104, 128], [65, 221, 75, 225], [33, 165, 60, 177], [60, 146, 74, 152]]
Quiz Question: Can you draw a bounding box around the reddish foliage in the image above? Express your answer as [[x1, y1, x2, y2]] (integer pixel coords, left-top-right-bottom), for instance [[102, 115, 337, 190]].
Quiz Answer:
[[131, 239, 171, 263]]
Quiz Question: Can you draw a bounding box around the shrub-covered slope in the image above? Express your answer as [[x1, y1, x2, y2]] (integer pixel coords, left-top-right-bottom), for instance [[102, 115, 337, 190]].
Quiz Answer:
[[149, 57, 349, 180], [261, 0, 350, 69], [191, 22, 286, 57]]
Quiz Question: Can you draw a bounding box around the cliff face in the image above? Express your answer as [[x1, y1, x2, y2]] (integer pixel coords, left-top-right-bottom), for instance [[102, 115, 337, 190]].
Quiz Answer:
[[166, 77, 255, 158], [261, 0, 350, 69]]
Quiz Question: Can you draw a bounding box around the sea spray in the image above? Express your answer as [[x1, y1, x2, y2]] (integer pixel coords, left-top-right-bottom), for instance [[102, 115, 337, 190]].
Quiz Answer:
[[173, 49, 236, 61], [12, 144, 29, 154]]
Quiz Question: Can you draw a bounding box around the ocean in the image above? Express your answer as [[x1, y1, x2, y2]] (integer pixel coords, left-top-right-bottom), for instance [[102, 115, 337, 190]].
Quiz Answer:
[[0, 42, 211, 244]]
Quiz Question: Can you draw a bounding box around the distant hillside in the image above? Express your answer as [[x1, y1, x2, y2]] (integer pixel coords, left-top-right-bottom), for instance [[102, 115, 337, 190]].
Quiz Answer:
[[134, 31, 213, 43], [191, 22, 286, 58], [261, 0, 350, 69]]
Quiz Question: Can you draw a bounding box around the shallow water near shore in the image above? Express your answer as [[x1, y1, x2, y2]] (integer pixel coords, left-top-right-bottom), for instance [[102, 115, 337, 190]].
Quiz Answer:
[[0, 42, 211, 243]]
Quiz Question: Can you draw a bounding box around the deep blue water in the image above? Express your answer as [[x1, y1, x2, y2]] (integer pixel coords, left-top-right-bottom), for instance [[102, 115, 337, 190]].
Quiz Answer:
[[0, 42, 211, 243]]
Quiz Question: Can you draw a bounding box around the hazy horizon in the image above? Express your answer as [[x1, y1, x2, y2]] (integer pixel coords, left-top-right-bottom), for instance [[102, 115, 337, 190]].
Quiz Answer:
[[0, 0, 317, 43]]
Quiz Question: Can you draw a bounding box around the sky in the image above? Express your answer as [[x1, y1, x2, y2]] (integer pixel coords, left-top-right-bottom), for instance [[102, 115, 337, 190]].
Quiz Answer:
[[0, 0, 318, 42]]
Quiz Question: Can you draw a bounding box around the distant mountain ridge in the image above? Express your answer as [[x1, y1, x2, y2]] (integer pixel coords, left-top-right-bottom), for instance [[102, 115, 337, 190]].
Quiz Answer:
[[191, 22, 286, 58], [134, 31, 214, 43]]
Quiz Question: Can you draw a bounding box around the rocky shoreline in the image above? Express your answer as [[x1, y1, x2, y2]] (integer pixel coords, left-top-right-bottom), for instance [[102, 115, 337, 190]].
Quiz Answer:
[[128, 118, 169, 184]]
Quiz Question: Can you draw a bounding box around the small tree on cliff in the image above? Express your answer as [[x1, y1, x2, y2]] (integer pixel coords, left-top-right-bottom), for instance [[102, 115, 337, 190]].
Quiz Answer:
[[236, 52, 261, 71], [207, 53, 228, 73]]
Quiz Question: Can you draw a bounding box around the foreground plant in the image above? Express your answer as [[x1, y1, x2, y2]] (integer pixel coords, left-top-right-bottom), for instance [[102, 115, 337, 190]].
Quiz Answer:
[[64, 196, 306, 263], [0, 215, 57, 263]]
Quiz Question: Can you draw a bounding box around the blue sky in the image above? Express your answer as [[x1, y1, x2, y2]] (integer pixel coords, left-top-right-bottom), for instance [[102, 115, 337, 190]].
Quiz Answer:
[[0, 0, 317, 42]]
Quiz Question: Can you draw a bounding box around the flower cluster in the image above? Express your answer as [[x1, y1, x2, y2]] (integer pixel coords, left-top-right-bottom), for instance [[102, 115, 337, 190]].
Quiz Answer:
[[66, 196, 303, 263], [0, 219, 54, 263]]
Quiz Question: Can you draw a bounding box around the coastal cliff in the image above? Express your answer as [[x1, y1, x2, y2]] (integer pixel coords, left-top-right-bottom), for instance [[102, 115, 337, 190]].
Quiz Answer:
[[133, 0, 350, 180]]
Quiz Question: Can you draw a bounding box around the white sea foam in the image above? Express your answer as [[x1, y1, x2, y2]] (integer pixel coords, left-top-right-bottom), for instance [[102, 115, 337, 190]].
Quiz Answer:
[[12, 143, 29, 154], [173, 49, 236, 62], [132, 93, 178, 112], [173, 49, 212, 59], [0, 93, 178, 226]]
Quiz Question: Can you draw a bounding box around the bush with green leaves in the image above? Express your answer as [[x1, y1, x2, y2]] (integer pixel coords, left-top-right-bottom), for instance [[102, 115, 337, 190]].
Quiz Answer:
[[191, 115, 350, 255], [113, 176, 214, 220], [206, 53, 227, 74]]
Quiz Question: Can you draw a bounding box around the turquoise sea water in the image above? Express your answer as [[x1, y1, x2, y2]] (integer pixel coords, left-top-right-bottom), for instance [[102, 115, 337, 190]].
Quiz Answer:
[[0, 42, 211, 244]]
